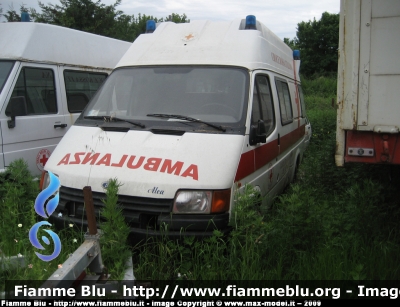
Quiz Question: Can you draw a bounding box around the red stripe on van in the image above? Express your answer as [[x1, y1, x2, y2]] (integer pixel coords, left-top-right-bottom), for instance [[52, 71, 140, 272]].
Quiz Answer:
[[280, 123, 305, 153], [255, 139, 279, 169], [234, 150, 254, 182], [234, 123, 305, 182]]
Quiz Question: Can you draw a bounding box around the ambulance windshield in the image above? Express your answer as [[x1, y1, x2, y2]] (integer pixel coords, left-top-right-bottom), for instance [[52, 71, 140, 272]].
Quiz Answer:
[[0, 61, 15, 94], [81, 66, 249, 132]]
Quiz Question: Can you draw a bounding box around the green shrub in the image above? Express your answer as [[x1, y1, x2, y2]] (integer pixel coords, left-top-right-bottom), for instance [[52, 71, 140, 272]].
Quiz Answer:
[[99, 178, 132, 279], [0, 159, 38, 257]]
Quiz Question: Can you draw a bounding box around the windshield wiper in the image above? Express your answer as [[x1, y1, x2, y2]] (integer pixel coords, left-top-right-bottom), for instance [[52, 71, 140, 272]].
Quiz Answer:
[[147, 114, 226, 132], [84, 116, 145, 128]]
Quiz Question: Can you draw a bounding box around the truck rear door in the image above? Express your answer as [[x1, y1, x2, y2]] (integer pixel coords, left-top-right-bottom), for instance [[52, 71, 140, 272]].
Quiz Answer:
[[357, 0, 400, 132]]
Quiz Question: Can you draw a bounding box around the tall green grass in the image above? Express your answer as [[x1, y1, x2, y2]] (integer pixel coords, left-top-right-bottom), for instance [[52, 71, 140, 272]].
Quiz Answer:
[[0, 160, 83, 282], [99, 178, 132, 279], [0, 163, 131, 285]]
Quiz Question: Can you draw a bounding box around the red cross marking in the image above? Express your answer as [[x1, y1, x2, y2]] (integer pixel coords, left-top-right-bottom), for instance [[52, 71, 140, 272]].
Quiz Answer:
[[40, 154, 49, 166], [185, 34, 194, 40]]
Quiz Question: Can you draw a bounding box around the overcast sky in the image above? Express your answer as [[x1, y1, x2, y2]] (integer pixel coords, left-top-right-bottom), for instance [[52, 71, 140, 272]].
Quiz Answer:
[[0, 0, 340, 39]]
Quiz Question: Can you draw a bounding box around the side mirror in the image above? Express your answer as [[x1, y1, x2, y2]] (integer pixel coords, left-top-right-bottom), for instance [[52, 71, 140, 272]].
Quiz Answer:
[[249, 120, 267, 146], [6, 96, 28, 128]]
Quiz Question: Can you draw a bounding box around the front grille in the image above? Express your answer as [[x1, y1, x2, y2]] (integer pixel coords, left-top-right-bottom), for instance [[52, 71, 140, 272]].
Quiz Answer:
[[58, 186, 173, 224], [53, 186, 230, 237]]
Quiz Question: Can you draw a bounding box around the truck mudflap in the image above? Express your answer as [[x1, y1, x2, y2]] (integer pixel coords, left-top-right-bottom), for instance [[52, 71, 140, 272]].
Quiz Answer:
[[345, 131, 400, 164]]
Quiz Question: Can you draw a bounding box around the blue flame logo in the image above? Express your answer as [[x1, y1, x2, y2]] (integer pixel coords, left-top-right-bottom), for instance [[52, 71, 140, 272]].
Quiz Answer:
[[35, 172, 60, 218], [29, 221, 62, 261], [29, 171, 62, 261]]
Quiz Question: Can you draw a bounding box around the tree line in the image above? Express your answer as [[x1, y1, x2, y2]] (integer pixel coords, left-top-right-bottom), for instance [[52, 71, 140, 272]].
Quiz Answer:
[[1, 1, 339, 76], [284, 12, 339, 77], [0, 0, 189, 42]]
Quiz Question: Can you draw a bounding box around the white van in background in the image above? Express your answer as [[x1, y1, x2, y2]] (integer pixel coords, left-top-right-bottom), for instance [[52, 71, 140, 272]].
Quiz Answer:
[[44, 16, 310, 238], [0, 22, 131, 176]]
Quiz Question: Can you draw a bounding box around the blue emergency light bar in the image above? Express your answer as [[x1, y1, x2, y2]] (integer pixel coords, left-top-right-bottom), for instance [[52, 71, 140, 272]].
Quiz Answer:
[[245, 15, 257, 30], [146, 20, 156, 33], [293, 50, 300, 60], [21, 12, 30, 22]]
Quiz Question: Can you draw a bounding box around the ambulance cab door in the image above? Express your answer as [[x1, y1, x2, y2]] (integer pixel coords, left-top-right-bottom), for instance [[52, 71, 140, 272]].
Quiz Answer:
[[0, 60, 18, 172], [0, 63, 66, 176], [248, 73, 280, 203]]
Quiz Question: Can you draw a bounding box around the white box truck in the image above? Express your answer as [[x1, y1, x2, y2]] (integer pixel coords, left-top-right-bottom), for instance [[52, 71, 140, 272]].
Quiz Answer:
[[336, 0, 400, 166], [44, 16, 310, 238], [0, 22, 131, 175]]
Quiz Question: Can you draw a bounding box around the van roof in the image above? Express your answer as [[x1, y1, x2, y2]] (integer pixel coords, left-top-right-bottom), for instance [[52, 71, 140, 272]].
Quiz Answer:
[[0, 23, 131, 69], [116, 18, 299, 80]]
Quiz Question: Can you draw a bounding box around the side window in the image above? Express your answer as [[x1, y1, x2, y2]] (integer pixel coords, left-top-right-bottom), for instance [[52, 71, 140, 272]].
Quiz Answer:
[[7, 67, 57, 115], [251, 81, 261, 123], [0, 61, 15, 94], [251, 75, 275, 136], [298, 85, 306, 118], [64, 71, 107, 113], [276, 79, 293, 125]]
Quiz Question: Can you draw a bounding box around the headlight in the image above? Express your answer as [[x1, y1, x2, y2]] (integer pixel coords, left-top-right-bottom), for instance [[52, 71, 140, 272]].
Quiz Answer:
[[173, 189, 231, 214], [173, 191, 212, 214]]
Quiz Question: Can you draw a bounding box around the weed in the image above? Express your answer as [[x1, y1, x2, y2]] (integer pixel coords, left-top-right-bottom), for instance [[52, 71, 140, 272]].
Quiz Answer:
[[99, 178, 132, 279], [0, 160, 38, 257], [0, 162, 131, 285]]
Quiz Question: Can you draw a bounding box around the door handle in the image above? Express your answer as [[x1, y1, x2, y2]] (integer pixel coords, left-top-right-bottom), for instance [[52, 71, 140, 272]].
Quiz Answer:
[[54, 123, 67, 129]]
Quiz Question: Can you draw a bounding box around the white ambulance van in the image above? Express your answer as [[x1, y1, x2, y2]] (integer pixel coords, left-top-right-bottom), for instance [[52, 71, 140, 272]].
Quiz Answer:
[[0, 22, 131, 176], [44, 16, 309, 238]]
